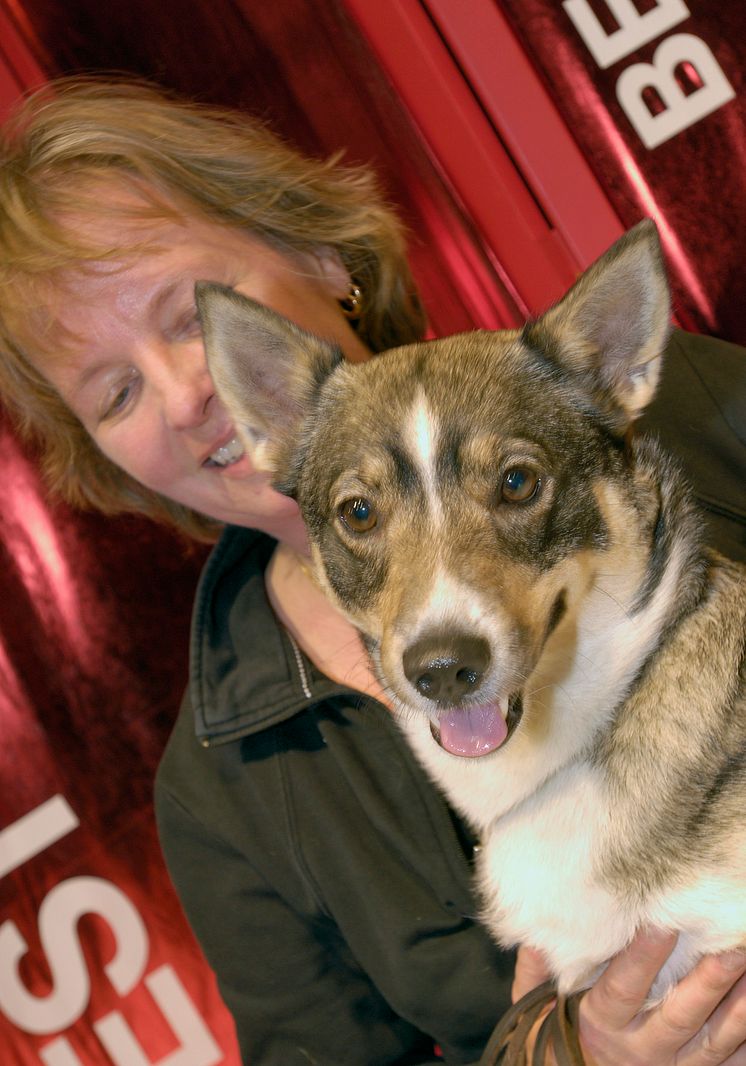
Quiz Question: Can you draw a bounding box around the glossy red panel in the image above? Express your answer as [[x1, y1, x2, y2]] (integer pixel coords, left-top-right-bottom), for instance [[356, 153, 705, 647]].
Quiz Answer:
[[497, 0, 746, 341], [0, 416, 238, 1061]]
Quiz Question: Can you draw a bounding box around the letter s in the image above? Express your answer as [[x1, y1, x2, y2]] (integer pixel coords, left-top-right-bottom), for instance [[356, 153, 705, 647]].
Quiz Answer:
[[0, 876, 148, 1034]]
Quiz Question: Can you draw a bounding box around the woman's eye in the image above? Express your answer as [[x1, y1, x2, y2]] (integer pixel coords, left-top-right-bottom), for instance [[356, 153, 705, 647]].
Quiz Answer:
[[338, 496, 378, 533], [500, 467, 541, 504], [164, 307, 201, 343], [100, 371, 139, 422], [177, 310, 201, 339]]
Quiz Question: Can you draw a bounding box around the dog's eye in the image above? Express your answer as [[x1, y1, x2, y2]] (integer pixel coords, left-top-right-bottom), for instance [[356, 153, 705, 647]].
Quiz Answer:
[[338, 496, 378, 533], [501, 467, 540, 503]]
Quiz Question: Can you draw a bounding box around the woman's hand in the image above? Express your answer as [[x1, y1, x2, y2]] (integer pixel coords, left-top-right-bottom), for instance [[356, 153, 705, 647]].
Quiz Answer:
[[513, 932, 746, 1065]]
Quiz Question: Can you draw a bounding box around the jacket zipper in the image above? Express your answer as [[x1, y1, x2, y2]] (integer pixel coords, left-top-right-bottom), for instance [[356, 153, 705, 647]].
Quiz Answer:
[[284, 628, 312, 699]]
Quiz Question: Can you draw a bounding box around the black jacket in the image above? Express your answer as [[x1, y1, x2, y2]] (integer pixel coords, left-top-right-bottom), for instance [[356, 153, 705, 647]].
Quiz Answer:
[[155, 527, 515, 1065], [155, 329, 745, 1066]]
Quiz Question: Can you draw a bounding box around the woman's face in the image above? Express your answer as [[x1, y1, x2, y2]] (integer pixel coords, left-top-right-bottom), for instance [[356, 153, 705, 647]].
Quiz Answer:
[[36, 201, 371, 543]]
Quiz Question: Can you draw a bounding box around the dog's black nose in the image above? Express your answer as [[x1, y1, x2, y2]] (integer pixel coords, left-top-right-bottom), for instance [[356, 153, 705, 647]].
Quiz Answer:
[[403, 632, 490, 702]]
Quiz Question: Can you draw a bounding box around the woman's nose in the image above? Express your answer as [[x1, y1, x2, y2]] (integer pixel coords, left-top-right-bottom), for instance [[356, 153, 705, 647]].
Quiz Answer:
[[156, 344, 215, 430]]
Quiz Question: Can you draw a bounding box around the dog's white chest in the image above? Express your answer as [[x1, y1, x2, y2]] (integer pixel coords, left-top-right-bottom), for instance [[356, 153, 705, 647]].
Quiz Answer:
[[476, 763, 633, 991]]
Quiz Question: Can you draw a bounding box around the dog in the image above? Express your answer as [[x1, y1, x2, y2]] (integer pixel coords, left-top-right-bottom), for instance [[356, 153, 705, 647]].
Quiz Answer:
[[196, 220, 746, 1006]]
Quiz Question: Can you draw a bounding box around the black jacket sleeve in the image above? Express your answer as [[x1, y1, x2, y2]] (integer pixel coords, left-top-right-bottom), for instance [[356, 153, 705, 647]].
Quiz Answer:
[[641, 330, 746, 563], [155, 783, 442, 1066]]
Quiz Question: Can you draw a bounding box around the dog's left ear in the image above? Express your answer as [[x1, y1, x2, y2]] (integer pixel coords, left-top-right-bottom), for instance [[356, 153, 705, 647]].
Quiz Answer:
[[527, 219, 671, 433], [196, 283, 343, 491]]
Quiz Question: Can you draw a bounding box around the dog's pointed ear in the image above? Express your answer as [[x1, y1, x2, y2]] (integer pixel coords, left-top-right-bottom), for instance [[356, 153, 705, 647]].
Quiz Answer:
[[526, 219, 671, 433], [196, 283, 343, 490]]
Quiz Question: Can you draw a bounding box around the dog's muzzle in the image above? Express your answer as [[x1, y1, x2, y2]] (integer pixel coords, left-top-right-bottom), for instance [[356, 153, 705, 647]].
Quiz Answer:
[[402, 631, 522, 757]]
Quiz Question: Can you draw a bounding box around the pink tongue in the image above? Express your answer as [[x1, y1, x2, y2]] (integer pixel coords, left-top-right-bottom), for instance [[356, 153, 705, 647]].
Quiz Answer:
[[437, 704, 508, 757]]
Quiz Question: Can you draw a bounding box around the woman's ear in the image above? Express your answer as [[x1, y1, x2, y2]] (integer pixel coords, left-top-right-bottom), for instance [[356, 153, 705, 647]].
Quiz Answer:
[[308, 247, 353, 300]]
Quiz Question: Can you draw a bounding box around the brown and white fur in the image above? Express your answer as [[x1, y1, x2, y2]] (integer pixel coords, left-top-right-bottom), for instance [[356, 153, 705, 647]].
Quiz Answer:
[[197, 221, 746, 1001]]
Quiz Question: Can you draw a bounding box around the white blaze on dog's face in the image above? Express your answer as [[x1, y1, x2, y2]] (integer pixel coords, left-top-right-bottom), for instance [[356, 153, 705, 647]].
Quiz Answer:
[[197, 220, 671, 759]]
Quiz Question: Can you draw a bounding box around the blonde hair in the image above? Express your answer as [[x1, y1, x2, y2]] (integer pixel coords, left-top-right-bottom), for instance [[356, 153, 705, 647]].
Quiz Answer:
[[0, 77, 425, 540]]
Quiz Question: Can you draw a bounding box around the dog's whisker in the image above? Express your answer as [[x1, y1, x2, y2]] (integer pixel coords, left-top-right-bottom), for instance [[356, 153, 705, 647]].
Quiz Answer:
[[591, 580, 634, 620]]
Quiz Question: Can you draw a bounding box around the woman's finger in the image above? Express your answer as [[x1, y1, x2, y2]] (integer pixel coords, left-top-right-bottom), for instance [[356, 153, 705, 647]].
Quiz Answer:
[[675, 962, 746, 1065], [655, 951, 746, 1046], [580, 947, 746, 1066], [580, 928, 678, 1033], [512, 944, 553, 1002]]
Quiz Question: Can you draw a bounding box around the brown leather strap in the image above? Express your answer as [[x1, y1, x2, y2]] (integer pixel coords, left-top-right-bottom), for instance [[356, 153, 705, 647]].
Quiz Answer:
[[478, 981, 556, 1066], [543, 992, 587, 1066], [532, 1003, 555, 1065], [478, 984, 588, 1066]]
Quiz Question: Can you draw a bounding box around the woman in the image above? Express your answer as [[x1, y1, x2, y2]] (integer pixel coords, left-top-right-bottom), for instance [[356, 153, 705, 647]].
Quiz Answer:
[[0, 78, 744, 1065]]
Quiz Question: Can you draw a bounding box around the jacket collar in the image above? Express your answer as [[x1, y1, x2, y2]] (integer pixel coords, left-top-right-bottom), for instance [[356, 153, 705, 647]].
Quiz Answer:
[[189, 525, 344, 745]]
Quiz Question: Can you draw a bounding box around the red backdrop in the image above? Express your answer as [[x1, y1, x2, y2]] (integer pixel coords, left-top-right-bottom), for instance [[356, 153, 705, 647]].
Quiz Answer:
[[347, 0, 745, 341], [497, 0, 746, 339], [0, 1, 743, 1063]]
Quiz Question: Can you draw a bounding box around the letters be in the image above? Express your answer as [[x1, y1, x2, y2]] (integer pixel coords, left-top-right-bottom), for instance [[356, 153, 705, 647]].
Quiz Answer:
[[564, 0, 736, 148]]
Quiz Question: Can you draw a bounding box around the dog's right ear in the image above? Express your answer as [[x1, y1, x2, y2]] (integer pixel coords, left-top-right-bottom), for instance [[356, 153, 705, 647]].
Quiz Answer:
[[525, 219, 671, 434], [196, 283, 343, 490]]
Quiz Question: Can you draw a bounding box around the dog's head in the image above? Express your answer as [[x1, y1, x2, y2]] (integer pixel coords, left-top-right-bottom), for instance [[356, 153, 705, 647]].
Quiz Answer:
[[196, 220, 670, 759]]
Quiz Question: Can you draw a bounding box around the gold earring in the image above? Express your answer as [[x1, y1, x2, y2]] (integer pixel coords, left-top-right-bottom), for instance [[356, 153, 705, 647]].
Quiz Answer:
[[339, 281, 363, 320]]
